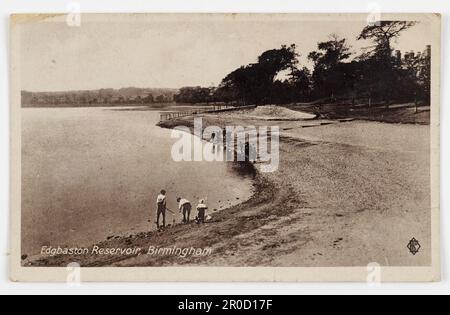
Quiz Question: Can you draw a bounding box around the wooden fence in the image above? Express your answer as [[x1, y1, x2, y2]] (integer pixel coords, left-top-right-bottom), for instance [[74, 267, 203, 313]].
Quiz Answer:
[[159, 105, 256, 122]]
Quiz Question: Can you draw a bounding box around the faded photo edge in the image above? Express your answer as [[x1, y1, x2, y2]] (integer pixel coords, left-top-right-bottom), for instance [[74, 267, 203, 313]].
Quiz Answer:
[[9, 12, 442, 283]]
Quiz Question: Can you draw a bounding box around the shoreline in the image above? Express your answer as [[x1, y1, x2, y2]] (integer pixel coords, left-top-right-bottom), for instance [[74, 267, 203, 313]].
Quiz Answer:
[[26, 116, 271, 267], [27, 166, 274, 267], [26, 107, 431, 267]]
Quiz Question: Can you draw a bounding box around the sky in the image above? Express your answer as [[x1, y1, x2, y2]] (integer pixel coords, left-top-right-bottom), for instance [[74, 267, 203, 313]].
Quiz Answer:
[[18, 14, 432, 92]]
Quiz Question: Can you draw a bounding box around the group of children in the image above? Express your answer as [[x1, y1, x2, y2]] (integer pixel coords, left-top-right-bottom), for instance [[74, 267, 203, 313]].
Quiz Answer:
[[156, 190, 209, 229]]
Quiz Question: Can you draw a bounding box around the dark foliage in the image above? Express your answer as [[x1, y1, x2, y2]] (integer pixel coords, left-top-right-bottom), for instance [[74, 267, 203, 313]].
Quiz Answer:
[[175, 21, 430, 107]]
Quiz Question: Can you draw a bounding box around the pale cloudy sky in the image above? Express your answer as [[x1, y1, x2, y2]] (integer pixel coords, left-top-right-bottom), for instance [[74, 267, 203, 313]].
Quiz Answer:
[[18, 14, 432, 92]]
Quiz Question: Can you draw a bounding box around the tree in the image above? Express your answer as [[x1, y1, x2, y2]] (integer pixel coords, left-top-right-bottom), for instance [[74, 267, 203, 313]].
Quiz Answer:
[[358, 21, 417, 60], [309, 34, 352, 68], [417, 49, 431, 105], [216, 45, 299, 105], [289, 67, 312, 101], [174, 87, 214, 104], [155, 95, 165, 103], [143, 94, 154, 104], [257, 45, 299, 79], [358, 21, 417, 107], [308, 35, 352, 100]]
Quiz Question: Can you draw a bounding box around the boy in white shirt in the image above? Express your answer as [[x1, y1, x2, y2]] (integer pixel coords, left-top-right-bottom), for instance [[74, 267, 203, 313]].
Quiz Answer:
[[196, 199, 208, 224], [177, 197, 192, 223]]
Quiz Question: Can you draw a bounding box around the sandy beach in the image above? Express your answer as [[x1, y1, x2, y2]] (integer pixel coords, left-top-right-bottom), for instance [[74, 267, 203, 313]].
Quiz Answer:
[[27, 106, 431, 267]]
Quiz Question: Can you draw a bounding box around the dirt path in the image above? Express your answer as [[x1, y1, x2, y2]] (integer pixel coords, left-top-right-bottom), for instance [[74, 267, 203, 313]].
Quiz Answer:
[[28, 110, 431, 267]]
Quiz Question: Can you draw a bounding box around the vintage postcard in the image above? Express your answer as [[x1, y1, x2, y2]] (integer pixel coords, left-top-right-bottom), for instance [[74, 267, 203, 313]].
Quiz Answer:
[[10, 13, 441, 282]]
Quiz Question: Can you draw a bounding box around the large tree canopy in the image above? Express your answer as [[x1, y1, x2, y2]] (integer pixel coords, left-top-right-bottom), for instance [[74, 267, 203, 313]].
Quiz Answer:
[[309, 34, 352, 69], [308, 35, 353, 99], [358, 21, 417, 59], [215, 45, 300, 104], [357, 21, 418, 105]]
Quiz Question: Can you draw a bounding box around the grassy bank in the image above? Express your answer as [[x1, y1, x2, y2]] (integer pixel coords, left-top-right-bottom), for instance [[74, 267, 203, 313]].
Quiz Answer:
[[286, 103, 430, 125]]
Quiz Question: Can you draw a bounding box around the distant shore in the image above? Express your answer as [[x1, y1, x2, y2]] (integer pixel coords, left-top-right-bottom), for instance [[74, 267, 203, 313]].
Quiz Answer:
[[22, 103, 175, 109]]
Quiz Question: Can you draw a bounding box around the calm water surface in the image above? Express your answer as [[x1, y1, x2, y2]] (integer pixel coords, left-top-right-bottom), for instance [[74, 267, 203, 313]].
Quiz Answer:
[[22, 107, 254, 255]]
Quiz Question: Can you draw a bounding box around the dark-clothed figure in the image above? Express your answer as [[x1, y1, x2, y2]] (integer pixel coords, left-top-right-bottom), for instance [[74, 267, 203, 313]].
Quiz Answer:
[[156, 190, 167, 228]]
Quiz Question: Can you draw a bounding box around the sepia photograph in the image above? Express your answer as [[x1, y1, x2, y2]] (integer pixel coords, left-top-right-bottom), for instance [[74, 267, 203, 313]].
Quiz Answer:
[[9, 13, 440, 282]]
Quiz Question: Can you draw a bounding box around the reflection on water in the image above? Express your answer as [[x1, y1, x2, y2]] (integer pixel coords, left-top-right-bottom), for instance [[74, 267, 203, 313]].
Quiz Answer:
[[228, 162, 257, 178]]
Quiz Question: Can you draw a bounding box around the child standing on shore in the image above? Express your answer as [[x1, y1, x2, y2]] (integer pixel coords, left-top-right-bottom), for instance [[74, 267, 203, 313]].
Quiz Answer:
[[196, 199, 208, 224], [156, 190, 167, 229], [177, 197, 192, 223]]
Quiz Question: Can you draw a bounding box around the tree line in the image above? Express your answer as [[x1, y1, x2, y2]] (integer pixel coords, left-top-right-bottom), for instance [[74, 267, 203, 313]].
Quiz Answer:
[[175, 22, 431, 107], [22, 88, 177, 107]]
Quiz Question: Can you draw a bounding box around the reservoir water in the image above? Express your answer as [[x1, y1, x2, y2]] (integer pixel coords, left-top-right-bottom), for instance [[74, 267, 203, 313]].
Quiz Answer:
[[21, 107, 254, 256]]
